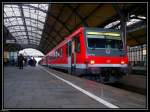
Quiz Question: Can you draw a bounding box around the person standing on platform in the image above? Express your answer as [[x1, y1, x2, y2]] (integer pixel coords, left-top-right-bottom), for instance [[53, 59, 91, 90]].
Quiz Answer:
[[18, 54, 24, 69], [32, 57, 37, 66]]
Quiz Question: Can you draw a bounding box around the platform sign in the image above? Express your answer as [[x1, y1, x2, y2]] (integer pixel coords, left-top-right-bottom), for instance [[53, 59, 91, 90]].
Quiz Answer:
[[6, 39, 16, 44]]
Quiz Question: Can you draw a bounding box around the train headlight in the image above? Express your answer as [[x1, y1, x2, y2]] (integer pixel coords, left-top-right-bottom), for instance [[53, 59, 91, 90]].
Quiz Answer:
[[90, 60, 95, 64], [121, 61, 125, 64]]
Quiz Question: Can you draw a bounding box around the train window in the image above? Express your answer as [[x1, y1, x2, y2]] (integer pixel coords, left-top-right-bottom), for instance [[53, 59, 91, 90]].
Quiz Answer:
[[88, 38, 105, 48], [60, 48, 62, 56], [105, 39, 123, 49], [49, 55, 53, 60], [55, 51, 56, 58], [66, 44, 68, 56], [57, 50, 60, 57], [55, 50, 58, 58], [66, 41, 72, 56], [58, 49, 60, 57], [75, 37, 80, 53], [57, 50, 59, 58], [56, 48, 62, 57]]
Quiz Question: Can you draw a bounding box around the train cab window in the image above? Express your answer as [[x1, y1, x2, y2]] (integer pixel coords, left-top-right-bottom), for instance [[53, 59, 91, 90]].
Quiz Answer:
[[88, 38, 105, 48]]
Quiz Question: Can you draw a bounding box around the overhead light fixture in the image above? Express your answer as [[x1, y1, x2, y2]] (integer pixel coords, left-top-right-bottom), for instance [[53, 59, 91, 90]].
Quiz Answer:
[[137, 16, 146, 19], [87, 32, 120, 36]]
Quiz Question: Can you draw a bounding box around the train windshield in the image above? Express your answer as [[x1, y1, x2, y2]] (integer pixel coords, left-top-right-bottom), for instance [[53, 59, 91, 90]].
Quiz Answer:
[[86, 32, 123, 49]]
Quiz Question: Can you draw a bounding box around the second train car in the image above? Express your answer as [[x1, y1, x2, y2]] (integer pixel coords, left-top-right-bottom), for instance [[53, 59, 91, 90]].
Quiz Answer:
[[40, 27, 128, 83]]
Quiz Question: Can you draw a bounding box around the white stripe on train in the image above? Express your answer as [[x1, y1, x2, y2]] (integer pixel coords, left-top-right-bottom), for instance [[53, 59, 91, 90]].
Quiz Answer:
[[46, 64, 127, 68]]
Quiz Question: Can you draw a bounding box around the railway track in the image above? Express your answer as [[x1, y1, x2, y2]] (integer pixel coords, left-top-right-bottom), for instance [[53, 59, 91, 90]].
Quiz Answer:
[[80, 74, 146, 95], [48, 68, 146, 95]]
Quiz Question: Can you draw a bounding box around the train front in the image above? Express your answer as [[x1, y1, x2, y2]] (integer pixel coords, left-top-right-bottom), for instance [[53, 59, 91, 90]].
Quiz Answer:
[[84, 28, 128, 83]]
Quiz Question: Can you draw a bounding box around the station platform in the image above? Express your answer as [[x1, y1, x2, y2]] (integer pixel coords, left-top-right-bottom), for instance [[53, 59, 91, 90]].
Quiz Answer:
[[130, 66, 147, 75], [4, 65, 146, 109], [132, 66, 146, 71], [120, 74, 146, 90]]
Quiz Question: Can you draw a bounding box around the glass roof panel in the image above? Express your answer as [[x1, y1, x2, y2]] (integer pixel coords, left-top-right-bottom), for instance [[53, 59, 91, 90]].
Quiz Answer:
[[38, 16, 45, 22], [29, 35, 34, 39], [38, 11, 46, 18], [4, 5, 21, 17], [10, 26, 20, 29], [28, 32, 32, 35], [17, 32, 24, 35], [20, 39, 28, 44], [39, 4, 49, 11], [24, 11, 30, 17], [4, 3, 49, 45], [31, 30, 37, 33], [36, 35, 41, 38], [27, 26, 32, 30], [20, 26, 25, 30], [8, 27, 20, 32], [21, 36, 27, 39], [11, 33, 16, 36], [30, 4, 39, 8], [38, 31, 42, 35], [21, 32, 26, 35]]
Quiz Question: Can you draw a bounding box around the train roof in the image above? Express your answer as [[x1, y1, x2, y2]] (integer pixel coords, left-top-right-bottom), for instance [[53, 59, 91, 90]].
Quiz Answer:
[[45, 26, 121, 56]]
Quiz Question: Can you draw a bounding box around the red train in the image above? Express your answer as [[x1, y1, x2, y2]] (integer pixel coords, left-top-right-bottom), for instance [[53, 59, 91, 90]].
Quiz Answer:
[[40, 27, 128, 83]]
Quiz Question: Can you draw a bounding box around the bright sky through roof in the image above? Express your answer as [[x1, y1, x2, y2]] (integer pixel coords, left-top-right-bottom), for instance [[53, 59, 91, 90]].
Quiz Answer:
[[19, 48, 44, 65], [19, 48, 44, 56]]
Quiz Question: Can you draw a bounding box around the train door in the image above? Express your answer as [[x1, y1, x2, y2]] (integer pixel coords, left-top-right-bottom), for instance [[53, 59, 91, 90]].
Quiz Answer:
[[67, 36, 80, 74], [67, 41, 72, 74], [46, 56, 48, 67], [71, 38, 76, 74]]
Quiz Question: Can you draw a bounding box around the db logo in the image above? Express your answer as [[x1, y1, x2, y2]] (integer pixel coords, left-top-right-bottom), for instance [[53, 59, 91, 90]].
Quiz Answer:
[[106, 49, 110, 54]]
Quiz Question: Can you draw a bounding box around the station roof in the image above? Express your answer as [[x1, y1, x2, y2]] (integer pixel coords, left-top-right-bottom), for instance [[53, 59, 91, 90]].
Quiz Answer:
[[3, 3, 147, 54], [4, 4, 48, 47]]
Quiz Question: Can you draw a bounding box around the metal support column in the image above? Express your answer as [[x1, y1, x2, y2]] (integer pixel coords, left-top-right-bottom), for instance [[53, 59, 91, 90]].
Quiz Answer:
[[112, 4, 127, 53], [141, 45, 143, 62], [120, 16, 127, 52]]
